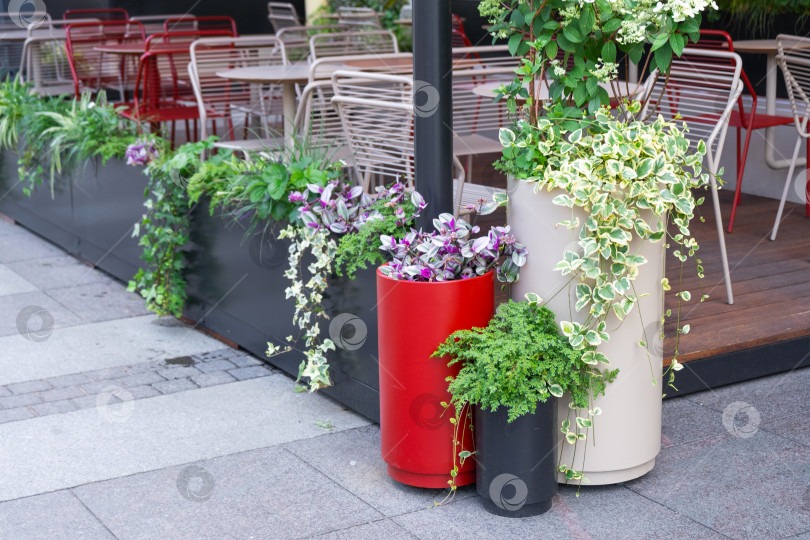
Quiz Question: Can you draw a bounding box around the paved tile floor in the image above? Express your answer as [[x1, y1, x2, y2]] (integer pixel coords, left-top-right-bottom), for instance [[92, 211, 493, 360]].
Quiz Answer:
[[1, 217, 809, 539]]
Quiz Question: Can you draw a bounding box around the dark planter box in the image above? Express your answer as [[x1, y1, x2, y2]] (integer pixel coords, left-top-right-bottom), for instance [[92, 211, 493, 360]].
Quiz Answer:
[[0, 153, 382, 422], [475, 400, 558, 517]]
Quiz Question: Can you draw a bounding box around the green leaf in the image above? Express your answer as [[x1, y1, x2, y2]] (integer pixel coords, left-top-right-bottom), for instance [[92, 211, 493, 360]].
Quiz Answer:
[[601, 41, 617, 64], [670, 33, 685, 57]]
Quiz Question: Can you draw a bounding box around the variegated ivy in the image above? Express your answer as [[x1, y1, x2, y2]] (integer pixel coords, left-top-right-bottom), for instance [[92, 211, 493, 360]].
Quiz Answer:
[[268, 225, 338, 391], [499, 103, 712, 386]]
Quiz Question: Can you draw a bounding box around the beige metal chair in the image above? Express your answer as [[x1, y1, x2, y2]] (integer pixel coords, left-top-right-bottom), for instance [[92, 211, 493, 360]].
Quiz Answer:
[[188, 36, 287, 153], [267, 2, 301, 33], [0, 11, 51, 76], [449, 45, 520, 183], [276, 25, 343, 63], [309, 52, 413, 81], [310, 30, 398, 61], [771, 34, 810, 241], [20, 34, 73, 96], [331, 70, 504, 216], [293, 80, 353, 163], [638, 47, 743, 305], [336, 7, 382, 30]]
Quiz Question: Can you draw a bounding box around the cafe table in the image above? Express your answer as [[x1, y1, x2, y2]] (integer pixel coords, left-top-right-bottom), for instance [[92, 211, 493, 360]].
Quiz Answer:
[[734, 39, 803, 170], [216, 63, 310, 147]]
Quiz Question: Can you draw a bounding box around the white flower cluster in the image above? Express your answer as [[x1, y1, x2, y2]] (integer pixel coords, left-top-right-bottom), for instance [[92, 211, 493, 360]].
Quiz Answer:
[[654, 0, 718, 22], [588, 0, 717, 44], [590, 60, 619, 82]]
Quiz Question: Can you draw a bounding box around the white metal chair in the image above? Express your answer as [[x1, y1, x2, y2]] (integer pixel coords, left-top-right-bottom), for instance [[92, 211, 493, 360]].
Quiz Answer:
[[267, 2, 301, 33], [131, 14, 197, 35], [331, 70, 504, 216], [310, 30, 398, 61], [771, 34, 810, 241], [188, 36, 287, 153], [638, 47, 743, 305], [20, 34, 73, 96]]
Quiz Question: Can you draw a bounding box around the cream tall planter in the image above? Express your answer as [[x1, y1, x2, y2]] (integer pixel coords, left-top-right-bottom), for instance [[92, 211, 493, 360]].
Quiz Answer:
[[508, 178, 664, 485]]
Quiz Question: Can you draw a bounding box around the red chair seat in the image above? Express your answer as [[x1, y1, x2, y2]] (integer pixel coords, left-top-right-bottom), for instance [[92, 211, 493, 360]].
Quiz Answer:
[[729, 110, 794, 130]]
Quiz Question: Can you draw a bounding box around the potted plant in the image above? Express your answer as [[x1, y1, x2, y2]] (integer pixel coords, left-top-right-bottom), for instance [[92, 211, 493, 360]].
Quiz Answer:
[[434, 298, 617, 516], [480, 0, 718, 484], [375, 207, 528, 488]]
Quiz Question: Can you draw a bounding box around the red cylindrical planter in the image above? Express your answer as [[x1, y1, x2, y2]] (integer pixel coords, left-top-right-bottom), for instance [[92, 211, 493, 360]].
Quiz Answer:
[[376, 269, 495, 488]]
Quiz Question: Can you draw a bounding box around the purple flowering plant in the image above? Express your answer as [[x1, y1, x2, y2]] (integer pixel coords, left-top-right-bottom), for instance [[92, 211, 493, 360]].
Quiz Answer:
[[125, 137, 161, 167], [378, 201, 528, 283]]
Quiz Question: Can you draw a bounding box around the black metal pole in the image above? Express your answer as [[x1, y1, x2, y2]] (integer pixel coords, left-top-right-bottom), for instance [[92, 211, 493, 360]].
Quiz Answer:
[[413, 0, 453, 227]]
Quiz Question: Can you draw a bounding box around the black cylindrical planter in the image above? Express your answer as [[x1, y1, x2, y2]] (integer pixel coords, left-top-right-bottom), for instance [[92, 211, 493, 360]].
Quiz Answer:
[[475, 400, 558, 517]]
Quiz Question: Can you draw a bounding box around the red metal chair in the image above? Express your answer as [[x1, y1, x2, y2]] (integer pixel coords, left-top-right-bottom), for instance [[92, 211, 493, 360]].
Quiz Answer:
[[63, 9, 129, 22], [164, 16, 237, 37], [451, 15, 473, 49], [65, 20, 146, 98], [695, 30, 795, 232], [120, 47, 202, 148]]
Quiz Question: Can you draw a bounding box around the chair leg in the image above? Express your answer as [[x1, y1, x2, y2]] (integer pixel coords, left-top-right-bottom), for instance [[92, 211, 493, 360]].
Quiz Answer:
[[708, 171, 734, 305], [806, 138, 810, 218], [728, 126, 754, 234], [770, 136, 803, 241]]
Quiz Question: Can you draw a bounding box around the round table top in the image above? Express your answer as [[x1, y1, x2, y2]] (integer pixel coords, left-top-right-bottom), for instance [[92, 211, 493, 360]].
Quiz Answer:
[[395, 19, 412, 26], [733, 39, 778, 54], [472, 79, 642, 101], [216, 63, 311, 84], [93, 42, 190, 55]]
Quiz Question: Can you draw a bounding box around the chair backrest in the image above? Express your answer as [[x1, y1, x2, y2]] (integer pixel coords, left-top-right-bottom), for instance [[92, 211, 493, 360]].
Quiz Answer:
[[132, 14, 197, 35], [165, 16, 237, 37], [189, 35, 287, 141], [132, 48, 197, 121], [638, 47, 744, 174], [294, 79, 350, 159], [331, 70, 415, 189], [336, 7, 382, 30], [267, 2, 301, 33], [451, 14, 472, 49], [309, 52, 413, 81], [694, 29, 758, 124], [63, 9, 128, 22], [776, 34, 810, 136], [276, 25, 344, 63], [28, 18, 99, 36], [310, 30, 398, 60], [20, 34, 72, 96], [452, 64, 517, 141], [65, 20, 145, 97], [0, 11, 51, 30]]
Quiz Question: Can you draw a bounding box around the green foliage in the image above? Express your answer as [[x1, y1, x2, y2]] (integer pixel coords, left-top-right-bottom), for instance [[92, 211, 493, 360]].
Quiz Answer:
[[711, 0, 809, 36], [0, 77, 137, 196], [127, 137, 189, 318], [334, 194, 419, 278], [481, 0, 713, 123], [499, 104, 705, 380], [435, 300, 617, 423]]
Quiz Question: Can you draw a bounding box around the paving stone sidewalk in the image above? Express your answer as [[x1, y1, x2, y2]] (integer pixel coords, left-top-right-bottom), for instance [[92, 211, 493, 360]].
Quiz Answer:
[[1, 218, 810, 539]]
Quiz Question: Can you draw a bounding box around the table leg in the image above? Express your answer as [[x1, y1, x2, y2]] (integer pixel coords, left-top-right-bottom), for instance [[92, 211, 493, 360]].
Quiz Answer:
[[765, 52, 805, 170], [282, 82, 297, 149]]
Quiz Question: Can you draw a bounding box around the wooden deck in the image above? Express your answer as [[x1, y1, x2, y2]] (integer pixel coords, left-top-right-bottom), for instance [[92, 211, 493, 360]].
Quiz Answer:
[[664, 190, 810, 364]]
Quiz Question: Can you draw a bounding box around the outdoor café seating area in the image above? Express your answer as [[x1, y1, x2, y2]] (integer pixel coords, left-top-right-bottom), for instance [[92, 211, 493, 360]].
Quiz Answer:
[[2, 0, 810, 534], [1, 1, 810, 395]]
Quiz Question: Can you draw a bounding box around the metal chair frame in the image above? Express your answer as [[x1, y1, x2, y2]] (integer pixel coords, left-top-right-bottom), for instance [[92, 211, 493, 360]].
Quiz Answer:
[[771, 34, 810, 241], [638, 47, 743, 305], [310, 30, 398, 61]]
